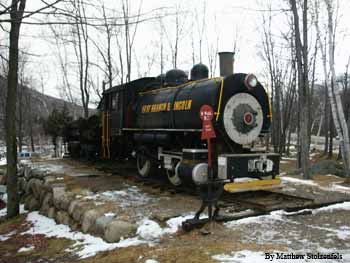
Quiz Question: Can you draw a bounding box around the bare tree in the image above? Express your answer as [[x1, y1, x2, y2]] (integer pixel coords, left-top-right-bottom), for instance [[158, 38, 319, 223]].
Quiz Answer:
[[162, 3, 188, 69], [290, 0, 311, 179], [324, 0, 350, 177], [5, 0, 27, 218], [122, 0, 142, 83], [2, 0, 63, 218]]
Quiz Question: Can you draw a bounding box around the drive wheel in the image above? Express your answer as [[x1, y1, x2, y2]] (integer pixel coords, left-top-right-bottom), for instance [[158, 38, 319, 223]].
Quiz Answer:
[[166, 162, 182, 186], [136, 151, 155, 178]]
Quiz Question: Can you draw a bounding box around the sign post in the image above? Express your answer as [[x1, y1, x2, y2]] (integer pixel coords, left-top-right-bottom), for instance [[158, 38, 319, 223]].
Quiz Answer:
[[199, 105, 216, 221], [182, 105, 223, 231]]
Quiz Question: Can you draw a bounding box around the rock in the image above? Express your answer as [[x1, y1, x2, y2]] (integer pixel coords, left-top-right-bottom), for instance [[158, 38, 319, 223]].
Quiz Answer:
[[28, 178, 43, 199], [68, 200, 79, 216], [81, 209, 101, 233], [104, 220, 137, 243], [40, 192, 53, 215], [30, 168, 47, 180], [24, 166, 32, 178], [39, 184, 51, 204], [81, 208, 112, 233], [47, 207, 56, 219], [55, 210, 71, 225], [152, 210, 181, 222], [24, 195, 40, 211], [17, 166, 24, 177], [17, 177, 27, 193], [95, 215, 115, 237], [69, 221, 80, 231], [0, 171, 6, 185], [71, 201, 95, 222], [310, 160, 344, 177], [52, 186, 72, 211]]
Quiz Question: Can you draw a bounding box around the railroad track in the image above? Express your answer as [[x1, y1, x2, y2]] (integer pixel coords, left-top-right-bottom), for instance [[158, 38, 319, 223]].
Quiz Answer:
[[95, 160, 349, 223]]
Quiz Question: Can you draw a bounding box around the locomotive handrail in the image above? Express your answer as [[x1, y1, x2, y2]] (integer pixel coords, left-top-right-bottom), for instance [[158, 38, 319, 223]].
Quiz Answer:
[[215, 79, 225, 122], [138, 77, 223, 96]]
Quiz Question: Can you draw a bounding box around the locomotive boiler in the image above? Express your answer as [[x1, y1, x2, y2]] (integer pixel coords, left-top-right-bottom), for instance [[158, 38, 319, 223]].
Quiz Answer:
[[97, 52, 279, 188]]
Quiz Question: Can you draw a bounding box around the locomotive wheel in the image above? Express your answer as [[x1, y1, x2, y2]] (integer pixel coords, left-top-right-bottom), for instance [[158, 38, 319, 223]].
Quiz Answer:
[[166, 162, 182, 186], [136, 152, 155, 178]]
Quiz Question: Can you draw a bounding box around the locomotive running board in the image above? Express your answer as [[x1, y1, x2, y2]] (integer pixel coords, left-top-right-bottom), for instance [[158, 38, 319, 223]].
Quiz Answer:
[[224, 178, 281, 193]]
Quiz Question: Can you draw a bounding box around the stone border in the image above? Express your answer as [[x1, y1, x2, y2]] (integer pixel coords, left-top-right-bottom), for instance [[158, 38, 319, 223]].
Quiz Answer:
[[17, 163, 137, 243]]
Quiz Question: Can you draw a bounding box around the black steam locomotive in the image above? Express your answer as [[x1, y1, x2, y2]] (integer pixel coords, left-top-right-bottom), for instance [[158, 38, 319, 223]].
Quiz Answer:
[[68, 52, 279, 188]]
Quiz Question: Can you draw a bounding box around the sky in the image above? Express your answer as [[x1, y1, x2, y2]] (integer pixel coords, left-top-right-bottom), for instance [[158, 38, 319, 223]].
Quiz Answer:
[[7, 0, 350, 105]]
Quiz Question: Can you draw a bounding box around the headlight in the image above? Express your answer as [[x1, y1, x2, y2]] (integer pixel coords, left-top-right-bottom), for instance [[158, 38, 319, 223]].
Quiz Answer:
[[244, 74, 258, 90]]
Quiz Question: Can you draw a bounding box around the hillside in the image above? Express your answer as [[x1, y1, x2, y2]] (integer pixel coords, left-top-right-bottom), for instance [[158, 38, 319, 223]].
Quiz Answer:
[[0, 75, 94, 140]]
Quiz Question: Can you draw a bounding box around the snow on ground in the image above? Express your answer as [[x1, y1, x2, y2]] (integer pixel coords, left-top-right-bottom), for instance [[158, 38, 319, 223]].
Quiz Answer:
[[18, 245, 35, 253], [83, 185, 154, 208], [0, 210, 196, 259], [225, 210, 286, 228], [145, 260, 159, 263], [0, 204, 27, 218], [223, 202, 350, 263], [282, 175, 350, 194], [329, 183, 350, 193], [30, 163, 66, 174], [23, 211, 148, 259], [0, 158, 6, 166], [281, 176, 318, 186], [212, 250, 350, 263], [0, 230, 16, 241], [313, 202, 350, 214], [212, 250, 265, 263], [136, 214, 196, 241], [281, 157, 297, 161]]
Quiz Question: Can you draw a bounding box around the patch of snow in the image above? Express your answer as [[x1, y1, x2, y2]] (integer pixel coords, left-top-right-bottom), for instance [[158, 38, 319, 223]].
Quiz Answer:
[[281, 157, 297, 161], [165, 214, 195, 234], [137, 219, 164, 241], [281, 176, 318, 186], [329, 183, 350, 193], [225, 210, 285, 227], [0, 204, 27, 218], [280, 160, 290, 164], [0, 158, 6, 166], [56, 177, 64, 180], [1, 193, 7, 203], [212, 250, 265, 263], [0, 230, 17, 241], [104, 212, 116, 217], [136, 214, 206, 242], [18, 245, 35, 253], [83, 186, 154, 208], [313, 202, 350, 214], [23, 211, 148, 259], [145, 260, 159, 263], [19, 159, 31, 165], [233, 177, 258, 183], [31, 163, 65, 174]]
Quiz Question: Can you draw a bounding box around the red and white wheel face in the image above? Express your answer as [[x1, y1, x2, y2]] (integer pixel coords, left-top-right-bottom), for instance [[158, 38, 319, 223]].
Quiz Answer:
[[223, 93, 263, 145]]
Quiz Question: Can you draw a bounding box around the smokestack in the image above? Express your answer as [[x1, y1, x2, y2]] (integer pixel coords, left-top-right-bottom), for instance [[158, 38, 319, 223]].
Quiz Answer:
[[218, 51, 235, 77]]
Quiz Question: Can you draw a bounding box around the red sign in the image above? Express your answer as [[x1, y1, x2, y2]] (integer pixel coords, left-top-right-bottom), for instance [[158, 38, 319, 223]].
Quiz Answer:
[[200, 105, 216, 140]]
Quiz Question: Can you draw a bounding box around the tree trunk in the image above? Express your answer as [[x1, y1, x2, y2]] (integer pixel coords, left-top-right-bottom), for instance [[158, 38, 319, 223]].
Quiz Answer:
[[290, 0, 310, 178], [6, 0, 26, 219]]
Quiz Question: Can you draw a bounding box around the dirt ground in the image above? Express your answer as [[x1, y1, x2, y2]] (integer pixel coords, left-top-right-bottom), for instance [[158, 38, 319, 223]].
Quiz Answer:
[[1, 156, 350, 263]]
